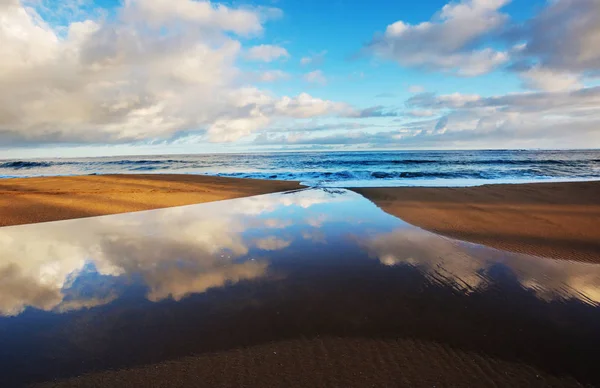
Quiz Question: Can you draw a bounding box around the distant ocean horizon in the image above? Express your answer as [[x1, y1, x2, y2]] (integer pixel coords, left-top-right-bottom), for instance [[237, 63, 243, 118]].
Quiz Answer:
[[1, 149, 599, 187]]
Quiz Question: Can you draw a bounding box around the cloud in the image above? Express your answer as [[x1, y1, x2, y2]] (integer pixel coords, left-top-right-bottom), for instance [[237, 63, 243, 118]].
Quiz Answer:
[[303, 70, 327, 85], [518, 67, 583, 92], [255, 86, 600, 149], [365, 0, 600, 89], [125, 0, 264, 35], [502, 0, 600, 91], [346, 105, 400, 118], [300, 50, 327, 66], [255, 236, 292, 251], [245, 44, 289, 62], [366, 0, 510, 76], [257, 70, 290, 82], [0, 0, 352, 148], [512, 0, 600, 75], [408, 85, 425, 93], [398, 87, 600, 147], [406, 109, 437, 118], [261, 121, 385, 134]]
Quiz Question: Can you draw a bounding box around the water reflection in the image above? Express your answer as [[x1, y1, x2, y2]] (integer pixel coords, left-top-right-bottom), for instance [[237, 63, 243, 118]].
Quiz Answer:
[[0, 189, 347, 316], [0, 188, 599, 386], [362, 229, 600, 305]]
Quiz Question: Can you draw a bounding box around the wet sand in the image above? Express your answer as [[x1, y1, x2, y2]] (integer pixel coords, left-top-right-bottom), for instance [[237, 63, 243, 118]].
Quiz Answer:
[[34, 338, 585, 388], [0, 174, 303, 227], [353, 181, 600, 263]]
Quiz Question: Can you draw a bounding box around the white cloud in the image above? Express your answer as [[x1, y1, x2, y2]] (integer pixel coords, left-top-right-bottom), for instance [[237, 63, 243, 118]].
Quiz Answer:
[[245, 44, 289, 62], [257, 87, 600, 149], [366, 0, 600, 87], [125, 0, 263, 35], [304, 70, 327, 85], [519, 67, 583, 92], [0, 0, 351, 148], [205, 91, 353, 142], [367, 0, 510, 76]]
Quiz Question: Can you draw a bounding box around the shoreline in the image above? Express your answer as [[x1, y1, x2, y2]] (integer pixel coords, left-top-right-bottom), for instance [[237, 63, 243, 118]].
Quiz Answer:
[[352, 181, 600, 263]]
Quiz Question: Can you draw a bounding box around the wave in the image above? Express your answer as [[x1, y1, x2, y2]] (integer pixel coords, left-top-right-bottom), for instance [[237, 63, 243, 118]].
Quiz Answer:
[[295, 158, 597, 168], [369, 171, 482, 179], [0, 161, 54, 169], [219, 170, 496, 181], [102, 159, 189, 165]]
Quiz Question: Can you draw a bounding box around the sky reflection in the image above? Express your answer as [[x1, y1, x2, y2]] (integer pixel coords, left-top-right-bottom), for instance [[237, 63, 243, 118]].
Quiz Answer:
[[0, 188, 598, 317], [1, 188, 599, 386]]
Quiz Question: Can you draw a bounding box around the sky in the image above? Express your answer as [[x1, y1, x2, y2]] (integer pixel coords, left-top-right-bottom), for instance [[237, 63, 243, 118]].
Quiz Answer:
[[1, 0, 599, 158]]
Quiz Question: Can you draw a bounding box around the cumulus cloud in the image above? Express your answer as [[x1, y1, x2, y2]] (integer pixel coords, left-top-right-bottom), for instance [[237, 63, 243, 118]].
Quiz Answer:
[[0, 0, 352, 147], [366, 0, 510, 76], [245, 44, 289, 62], [365, 0, 600, 91], [304, 70, 327, 85]]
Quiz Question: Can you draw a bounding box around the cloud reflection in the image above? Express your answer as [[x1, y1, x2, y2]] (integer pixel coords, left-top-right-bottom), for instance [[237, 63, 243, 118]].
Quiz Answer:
[[0, 190, 342, 316], [363, 229, 600, 305], [1, 187, 598, 319]]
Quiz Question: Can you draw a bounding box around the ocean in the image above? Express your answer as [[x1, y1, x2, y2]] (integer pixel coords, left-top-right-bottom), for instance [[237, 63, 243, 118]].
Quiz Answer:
[[1, 149, 599, 187]]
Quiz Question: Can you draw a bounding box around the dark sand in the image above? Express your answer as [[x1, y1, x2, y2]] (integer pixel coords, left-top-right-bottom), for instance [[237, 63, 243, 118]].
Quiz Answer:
[[34, 338, 584, 388], [353, 181, 600, 263], [0, 174, 303, 227]]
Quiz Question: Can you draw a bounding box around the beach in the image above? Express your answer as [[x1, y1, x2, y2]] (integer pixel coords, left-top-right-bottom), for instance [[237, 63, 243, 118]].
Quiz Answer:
[[1, 182, 599, 387], [1, 176, 599, 263], [353, 181, 600, 263], [0, 174, 303, 227]]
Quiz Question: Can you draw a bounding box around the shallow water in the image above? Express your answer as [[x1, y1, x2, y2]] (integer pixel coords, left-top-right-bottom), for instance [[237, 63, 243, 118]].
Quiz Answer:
[[0, 189, 599, 386]]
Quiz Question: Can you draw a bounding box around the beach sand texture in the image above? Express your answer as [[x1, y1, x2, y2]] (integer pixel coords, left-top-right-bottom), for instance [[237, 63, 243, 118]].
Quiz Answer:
[[353, 181, 600, 263]]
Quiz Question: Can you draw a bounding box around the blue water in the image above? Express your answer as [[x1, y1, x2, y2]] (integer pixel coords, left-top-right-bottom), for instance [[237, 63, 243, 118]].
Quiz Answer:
[[1, 150, 599, 187]]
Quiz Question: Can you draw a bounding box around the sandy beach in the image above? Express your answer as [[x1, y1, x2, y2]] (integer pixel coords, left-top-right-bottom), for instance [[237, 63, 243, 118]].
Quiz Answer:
[[0, 174, 303, 227], [353, 181, 600, 263]]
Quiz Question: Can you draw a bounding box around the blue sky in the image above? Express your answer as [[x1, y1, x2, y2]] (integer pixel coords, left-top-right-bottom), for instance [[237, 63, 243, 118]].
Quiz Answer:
[[0, 0, 599, 158]]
